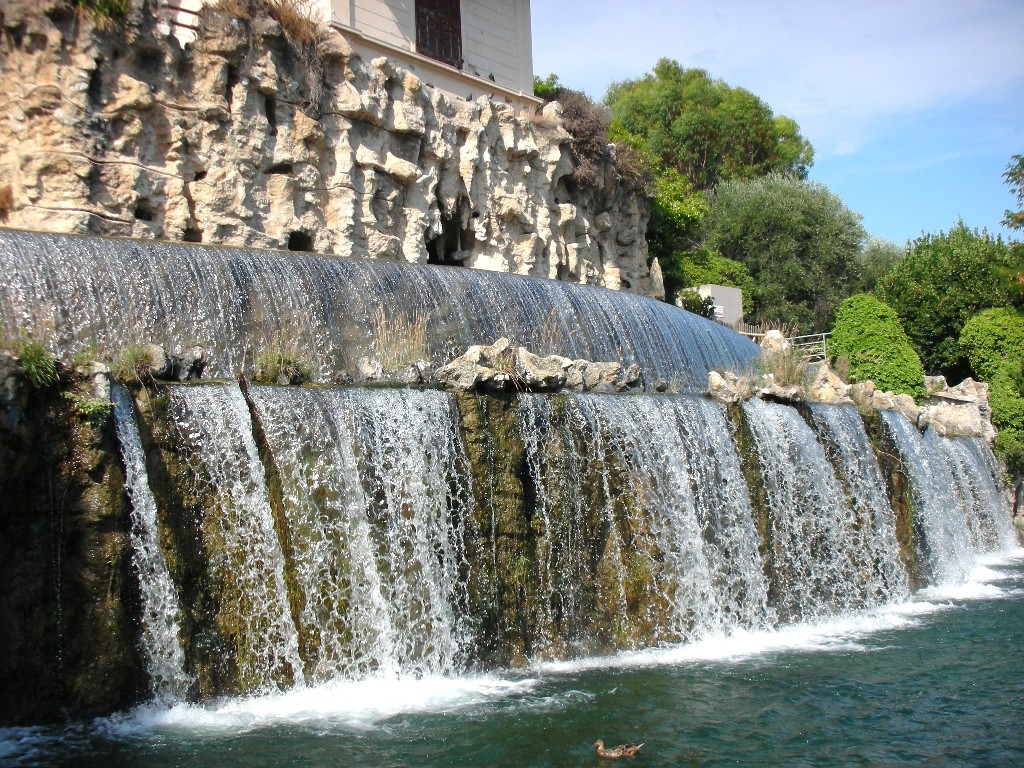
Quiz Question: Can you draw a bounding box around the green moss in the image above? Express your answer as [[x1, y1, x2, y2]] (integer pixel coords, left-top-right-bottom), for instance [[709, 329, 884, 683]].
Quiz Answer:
[[829, 294, 925, 398], [859, 408, 924, 588]]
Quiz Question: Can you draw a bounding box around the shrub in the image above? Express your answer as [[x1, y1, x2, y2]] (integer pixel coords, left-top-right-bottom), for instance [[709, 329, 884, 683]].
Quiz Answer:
[[960, 308, 1024, 475], [71, 0, 130, 28], [875, 222, 1020, 376], [958, 308, 1024, 382], [372, 308, 428, 369], [113, 344, 158, 385], [828, 294, 925, 398]]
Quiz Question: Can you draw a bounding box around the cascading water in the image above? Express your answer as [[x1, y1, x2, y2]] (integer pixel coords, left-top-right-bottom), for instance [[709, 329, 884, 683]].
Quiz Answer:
[[741, 398, 895, 620], [111, 384, 192, 702], [932, 434, 1017, 552], [880, 411, 982, 584], [806, 404, 909, 602], [0, 230, 758, 389], [167, 384, 304, 692], [518, 393, 772, 649], [247, 386, 473, 680]]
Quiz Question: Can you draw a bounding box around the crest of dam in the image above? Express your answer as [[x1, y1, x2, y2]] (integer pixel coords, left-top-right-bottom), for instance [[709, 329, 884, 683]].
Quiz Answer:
[[0, 230, 758, 391]]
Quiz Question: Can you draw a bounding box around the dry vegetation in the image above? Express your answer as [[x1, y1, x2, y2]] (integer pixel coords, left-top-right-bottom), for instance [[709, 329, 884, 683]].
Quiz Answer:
[[212, 0, 328, 107]]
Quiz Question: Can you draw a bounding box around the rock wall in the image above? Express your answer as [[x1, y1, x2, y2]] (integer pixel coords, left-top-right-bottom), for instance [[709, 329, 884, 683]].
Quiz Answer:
[[0, 1, 663, 297], [0, 354, 142, 725]]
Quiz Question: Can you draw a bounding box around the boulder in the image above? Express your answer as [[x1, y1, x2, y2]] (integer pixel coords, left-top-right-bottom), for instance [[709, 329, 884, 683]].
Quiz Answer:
[[807, 365, 852, 404], [513, 347, 567, 389], [759, 330, 790, 355], [755, 373, 802, 403], [920, 377, 994, 440], [707, 370, 753, 404]]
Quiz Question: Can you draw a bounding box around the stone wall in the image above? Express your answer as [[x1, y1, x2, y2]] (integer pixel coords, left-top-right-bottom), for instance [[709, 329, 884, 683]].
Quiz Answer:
[[0, 1, 663, 298]]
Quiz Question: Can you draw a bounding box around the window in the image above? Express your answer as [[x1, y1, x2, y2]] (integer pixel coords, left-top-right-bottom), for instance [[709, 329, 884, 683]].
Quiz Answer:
[[415, 0, 462, 68]]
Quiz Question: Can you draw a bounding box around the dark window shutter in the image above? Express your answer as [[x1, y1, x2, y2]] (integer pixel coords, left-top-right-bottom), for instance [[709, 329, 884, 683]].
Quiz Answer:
[[415, 0, 463, 68]]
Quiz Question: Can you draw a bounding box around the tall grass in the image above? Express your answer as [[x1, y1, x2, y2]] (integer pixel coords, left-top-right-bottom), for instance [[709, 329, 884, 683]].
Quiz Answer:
[[372, 308, 429, 370]]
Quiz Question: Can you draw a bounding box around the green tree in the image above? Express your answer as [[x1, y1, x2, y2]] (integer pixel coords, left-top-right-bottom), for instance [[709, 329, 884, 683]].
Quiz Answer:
[[605, 60, 813, 192], [828, 294, 925, 398], [1002, 153, 1024, 306], [853, 238, 905, 294], [875, 222, 1021, 378], [700, 174, 866, 332]]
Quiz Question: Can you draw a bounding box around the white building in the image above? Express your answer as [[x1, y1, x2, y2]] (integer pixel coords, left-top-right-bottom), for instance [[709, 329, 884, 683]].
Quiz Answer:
[[161, 0, 537, 109], [698, 284, 744, 327]]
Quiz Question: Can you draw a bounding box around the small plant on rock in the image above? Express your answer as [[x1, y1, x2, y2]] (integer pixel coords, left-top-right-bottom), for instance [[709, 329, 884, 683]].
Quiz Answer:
[[113, 344, 157, 385], [18, 340, 58, 388], [63, 391, 113, 428], [253, 330, 312, 384]]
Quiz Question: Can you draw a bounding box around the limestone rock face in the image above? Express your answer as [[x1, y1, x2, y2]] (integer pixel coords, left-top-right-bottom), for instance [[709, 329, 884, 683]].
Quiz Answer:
[[0, 4, 662, 299], [920, 377, 996, 441], [759, 330, 790, 355]]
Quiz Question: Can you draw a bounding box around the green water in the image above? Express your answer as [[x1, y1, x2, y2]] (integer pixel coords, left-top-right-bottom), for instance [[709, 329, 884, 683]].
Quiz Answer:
[[5, 554, 1023, 768]]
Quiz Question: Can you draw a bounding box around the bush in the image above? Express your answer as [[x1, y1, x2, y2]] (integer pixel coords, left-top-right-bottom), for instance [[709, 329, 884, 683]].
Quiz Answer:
[[875, 222, 1020, 376], [113, 344, 157, 385], [960, 308, 1024, 475], [958, 308, 1024, 382], [828, 294, 925, 398], [253, 331, 312, 384]]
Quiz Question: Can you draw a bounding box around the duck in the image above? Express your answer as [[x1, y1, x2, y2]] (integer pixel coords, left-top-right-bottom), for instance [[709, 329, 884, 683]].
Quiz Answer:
[[594, 739, 645, 759]]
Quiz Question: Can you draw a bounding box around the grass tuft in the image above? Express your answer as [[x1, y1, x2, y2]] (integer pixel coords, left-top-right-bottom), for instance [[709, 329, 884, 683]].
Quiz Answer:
[[18, 341, 59, 388]]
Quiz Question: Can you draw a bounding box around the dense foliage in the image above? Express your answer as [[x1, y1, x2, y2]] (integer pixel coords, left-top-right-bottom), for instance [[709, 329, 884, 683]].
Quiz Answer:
[[828, 294, 925, 398], [533, 76, 650, 194], [598, 60, 818, 311], [701, 175, 866, 332], [853, 238, 905, 294], [875, 223, 1020, 377], [659, 248, 755, 315], [959, 308, 1024, 477], [604, 60, 813, 191], [958, 308, 1024, 381]]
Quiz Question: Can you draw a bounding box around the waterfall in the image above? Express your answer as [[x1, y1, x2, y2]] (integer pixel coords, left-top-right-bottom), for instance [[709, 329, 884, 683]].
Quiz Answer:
[[807, 404, 909, 602], [880, 412, 981, 584], [0, 230, 758, 389], [111, 385, 191, 701], [168, 384, 305, 692], [929, 432, 1017, 552], [247, 386, 472, 680], [519, 393, 772, 649], [741, 398, 893, 620]]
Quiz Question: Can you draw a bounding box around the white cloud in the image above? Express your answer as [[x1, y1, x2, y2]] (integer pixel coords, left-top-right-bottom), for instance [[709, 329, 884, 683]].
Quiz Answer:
[[531, 0, 1024, 157]]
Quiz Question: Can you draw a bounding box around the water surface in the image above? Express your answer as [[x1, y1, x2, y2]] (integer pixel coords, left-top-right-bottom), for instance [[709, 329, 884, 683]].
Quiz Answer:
[[5, 551, 1022, 767]]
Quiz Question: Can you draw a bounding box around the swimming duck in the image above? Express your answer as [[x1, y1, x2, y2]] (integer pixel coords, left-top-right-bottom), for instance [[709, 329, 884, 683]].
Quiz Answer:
[[594, 739, 644, 758]]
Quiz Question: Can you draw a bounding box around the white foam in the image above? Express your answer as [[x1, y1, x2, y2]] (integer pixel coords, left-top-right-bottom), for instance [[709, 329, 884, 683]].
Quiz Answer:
[[106, 673, 539, 736], [67, 550, 1024, 741]]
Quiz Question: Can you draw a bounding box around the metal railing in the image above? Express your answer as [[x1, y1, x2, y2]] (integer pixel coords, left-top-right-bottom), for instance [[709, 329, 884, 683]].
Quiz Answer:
[[735, 328, 831, 363]]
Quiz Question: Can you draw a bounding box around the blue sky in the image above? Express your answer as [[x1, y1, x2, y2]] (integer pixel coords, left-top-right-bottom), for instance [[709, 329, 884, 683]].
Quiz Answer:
[[530, 0, 1024, 247]]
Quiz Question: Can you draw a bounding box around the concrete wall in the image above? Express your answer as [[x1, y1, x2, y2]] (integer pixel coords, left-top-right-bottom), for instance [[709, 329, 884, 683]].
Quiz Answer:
[[698, 284, 744, 326]]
